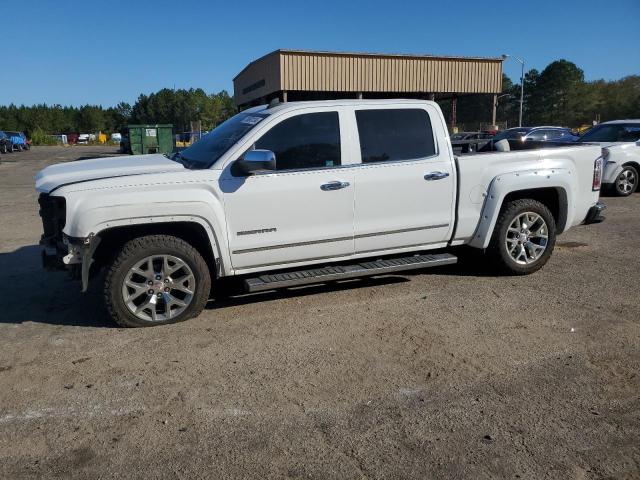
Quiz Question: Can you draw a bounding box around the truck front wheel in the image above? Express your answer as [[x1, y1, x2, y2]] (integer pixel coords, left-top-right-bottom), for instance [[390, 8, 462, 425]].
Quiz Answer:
[[488, 199, 556, 275], [104, 235, 211, 327]]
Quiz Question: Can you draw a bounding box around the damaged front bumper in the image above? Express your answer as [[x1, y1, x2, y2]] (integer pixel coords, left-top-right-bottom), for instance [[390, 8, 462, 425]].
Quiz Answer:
[[40, 234, 100, 292]]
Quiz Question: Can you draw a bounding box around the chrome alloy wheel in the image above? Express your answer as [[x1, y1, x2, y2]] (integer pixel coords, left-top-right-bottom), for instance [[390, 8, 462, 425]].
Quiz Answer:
[[616, 168, 636, 195], [505, 212, 549, 265], [122, 255, 195, 322]]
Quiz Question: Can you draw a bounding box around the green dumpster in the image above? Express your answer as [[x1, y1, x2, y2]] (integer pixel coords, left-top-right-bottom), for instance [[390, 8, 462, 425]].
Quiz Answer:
[[128, 124, 173, 155]]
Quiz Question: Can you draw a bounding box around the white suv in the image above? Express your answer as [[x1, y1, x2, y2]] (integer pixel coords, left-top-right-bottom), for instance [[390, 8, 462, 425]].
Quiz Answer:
[[580, 121, 640, 196]]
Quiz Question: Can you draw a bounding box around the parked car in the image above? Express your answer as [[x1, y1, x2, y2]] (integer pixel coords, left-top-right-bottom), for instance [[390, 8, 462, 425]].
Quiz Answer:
[[601, 142, 640, 196], [573, 120, 640, 197], [77, 134, 90, 144], [111, 133, 122, 143], [577, 120, 640, 145], [6, 131, 30, 151], [0, 131, 14, 154], [35, 99, 605, 327], [491, 126, 579, 144]]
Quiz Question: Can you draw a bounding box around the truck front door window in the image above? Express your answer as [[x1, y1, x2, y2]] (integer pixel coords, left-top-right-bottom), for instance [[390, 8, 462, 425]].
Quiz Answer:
[[255, 112, 341, 170], [355, 109, 436, 163]]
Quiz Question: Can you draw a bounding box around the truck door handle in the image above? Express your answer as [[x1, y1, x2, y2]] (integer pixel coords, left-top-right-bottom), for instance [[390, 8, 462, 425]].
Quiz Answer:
[[424, 171, 450, 181], [321, 181, 350, 191]]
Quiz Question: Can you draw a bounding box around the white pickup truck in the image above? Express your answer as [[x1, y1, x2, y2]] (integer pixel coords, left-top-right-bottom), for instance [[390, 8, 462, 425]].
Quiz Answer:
[[36, 100, 605, 327]]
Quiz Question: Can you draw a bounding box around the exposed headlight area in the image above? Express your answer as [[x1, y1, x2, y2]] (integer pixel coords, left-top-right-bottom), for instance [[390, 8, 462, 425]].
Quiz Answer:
[[38, 193, 67, 270]]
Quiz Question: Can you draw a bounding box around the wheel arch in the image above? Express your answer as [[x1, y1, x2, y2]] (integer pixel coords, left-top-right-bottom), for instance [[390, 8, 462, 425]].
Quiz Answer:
[[89, 220, 224, 291], [502, 187, 566, 232], [468, 169, 572, 249], [622, 161, 640, 172]]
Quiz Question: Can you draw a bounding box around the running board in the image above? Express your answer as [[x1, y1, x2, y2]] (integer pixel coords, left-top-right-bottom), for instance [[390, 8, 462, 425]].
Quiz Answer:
[[244, 253, 457, 293]]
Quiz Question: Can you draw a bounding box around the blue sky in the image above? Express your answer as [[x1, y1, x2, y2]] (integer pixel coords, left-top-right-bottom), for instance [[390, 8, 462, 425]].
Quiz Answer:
[[3, 0, 639, 107]]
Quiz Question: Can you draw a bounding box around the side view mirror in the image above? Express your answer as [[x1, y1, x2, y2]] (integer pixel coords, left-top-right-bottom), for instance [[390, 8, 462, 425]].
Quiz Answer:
[[237, 149, 276, 174]]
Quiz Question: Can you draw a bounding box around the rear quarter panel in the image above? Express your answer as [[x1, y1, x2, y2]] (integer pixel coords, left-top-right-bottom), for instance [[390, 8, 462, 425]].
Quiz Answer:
[[602, 143, 640, 184], [455, 145, 602, 248]]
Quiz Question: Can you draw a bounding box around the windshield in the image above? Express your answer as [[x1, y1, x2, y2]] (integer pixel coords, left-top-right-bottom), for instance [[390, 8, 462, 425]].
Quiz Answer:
[[579, 123, 640, 143], [491, 128, 531, 142], [177, 111, 268, 169]]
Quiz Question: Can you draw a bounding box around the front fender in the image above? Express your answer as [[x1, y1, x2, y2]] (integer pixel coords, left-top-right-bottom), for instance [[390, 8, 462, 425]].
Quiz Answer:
[[468, 168, 573, 249], [60, 185, 232, 276]]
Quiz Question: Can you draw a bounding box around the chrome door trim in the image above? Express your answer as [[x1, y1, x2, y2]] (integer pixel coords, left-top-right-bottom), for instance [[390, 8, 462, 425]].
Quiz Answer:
[[355, 224, 449, 239], [232, 236, 353, 254], [231, 223, 449, 254], [237, 240, 450, 270]]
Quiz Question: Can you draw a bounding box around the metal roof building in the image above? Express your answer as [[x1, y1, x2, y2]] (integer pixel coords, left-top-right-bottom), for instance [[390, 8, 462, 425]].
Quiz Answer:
[[233, 49, 504, 120]]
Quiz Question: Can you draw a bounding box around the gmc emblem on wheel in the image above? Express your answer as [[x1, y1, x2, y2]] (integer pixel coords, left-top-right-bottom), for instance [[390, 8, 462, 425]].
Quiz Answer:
[[237, 227, 277, 236]]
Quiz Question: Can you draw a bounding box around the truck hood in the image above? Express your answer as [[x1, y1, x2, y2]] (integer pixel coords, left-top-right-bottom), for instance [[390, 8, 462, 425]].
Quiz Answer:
[[35, 154, 185, 193]]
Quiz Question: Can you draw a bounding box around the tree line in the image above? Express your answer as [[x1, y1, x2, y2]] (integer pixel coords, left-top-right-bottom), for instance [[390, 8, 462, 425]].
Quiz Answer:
[[0, 89, 237, 139], [1, 60, 638, 139], [450, 59, 640, 130]]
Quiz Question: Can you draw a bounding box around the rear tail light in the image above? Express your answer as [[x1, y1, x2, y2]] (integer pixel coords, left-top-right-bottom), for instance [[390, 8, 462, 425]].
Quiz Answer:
[[593, 156, 603, 191]]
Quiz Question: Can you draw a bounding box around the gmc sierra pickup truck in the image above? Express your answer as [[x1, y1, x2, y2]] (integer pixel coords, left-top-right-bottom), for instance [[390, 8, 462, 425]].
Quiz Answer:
[[35, 100, 605, 327]]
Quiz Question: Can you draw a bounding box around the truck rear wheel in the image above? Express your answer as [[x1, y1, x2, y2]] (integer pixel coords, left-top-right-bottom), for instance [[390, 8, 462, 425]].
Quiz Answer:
[[104, 235, 211, 327], [488, 199, 556, 275]]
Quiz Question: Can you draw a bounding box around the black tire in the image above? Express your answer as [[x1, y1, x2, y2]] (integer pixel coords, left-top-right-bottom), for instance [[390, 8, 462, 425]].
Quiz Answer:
[[25, 143, 30, 150], [487, 199, 556, 275], [613, 165, 638, 197], [104, 235, 211, 327], [0, 144, 5, 154]]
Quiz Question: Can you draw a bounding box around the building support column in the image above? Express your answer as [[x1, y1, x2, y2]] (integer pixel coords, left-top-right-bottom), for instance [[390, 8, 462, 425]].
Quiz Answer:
[[428, 93, 435, 101], [491, 94, 497, 126], [282, 90, 288, 103], [356, 92, 363, 99], [451, 96, 457, 131]]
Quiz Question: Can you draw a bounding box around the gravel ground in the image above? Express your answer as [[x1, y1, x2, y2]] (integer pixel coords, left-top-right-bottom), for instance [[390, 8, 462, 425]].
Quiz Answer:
[[0, 146, 638, 479]]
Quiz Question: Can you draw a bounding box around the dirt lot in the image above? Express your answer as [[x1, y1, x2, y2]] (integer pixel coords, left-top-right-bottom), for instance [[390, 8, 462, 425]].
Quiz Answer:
[[0, 146, 638, 479]]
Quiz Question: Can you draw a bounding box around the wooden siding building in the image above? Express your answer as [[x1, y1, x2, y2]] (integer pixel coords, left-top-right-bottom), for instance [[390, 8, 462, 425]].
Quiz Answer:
[[233, 49, 504, 126]]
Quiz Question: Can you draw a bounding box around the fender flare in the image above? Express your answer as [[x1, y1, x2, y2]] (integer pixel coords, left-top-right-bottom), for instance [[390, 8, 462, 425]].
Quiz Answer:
[[468, 168, 573, 249], [77, 212, 231, 292]]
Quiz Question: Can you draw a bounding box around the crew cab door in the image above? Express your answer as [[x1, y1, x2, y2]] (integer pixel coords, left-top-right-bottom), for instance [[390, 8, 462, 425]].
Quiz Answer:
[[221, 109, 355, 271], [351, 106, 456, 253]]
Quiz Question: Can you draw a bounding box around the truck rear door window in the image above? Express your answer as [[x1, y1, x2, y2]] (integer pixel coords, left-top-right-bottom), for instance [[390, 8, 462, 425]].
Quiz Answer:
[[355, 109, 436, 163], [255, 112, 341, 170]]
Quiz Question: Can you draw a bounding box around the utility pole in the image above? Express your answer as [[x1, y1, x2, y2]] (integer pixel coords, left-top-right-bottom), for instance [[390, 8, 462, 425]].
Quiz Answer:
[[502, 54, 525, 127]]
